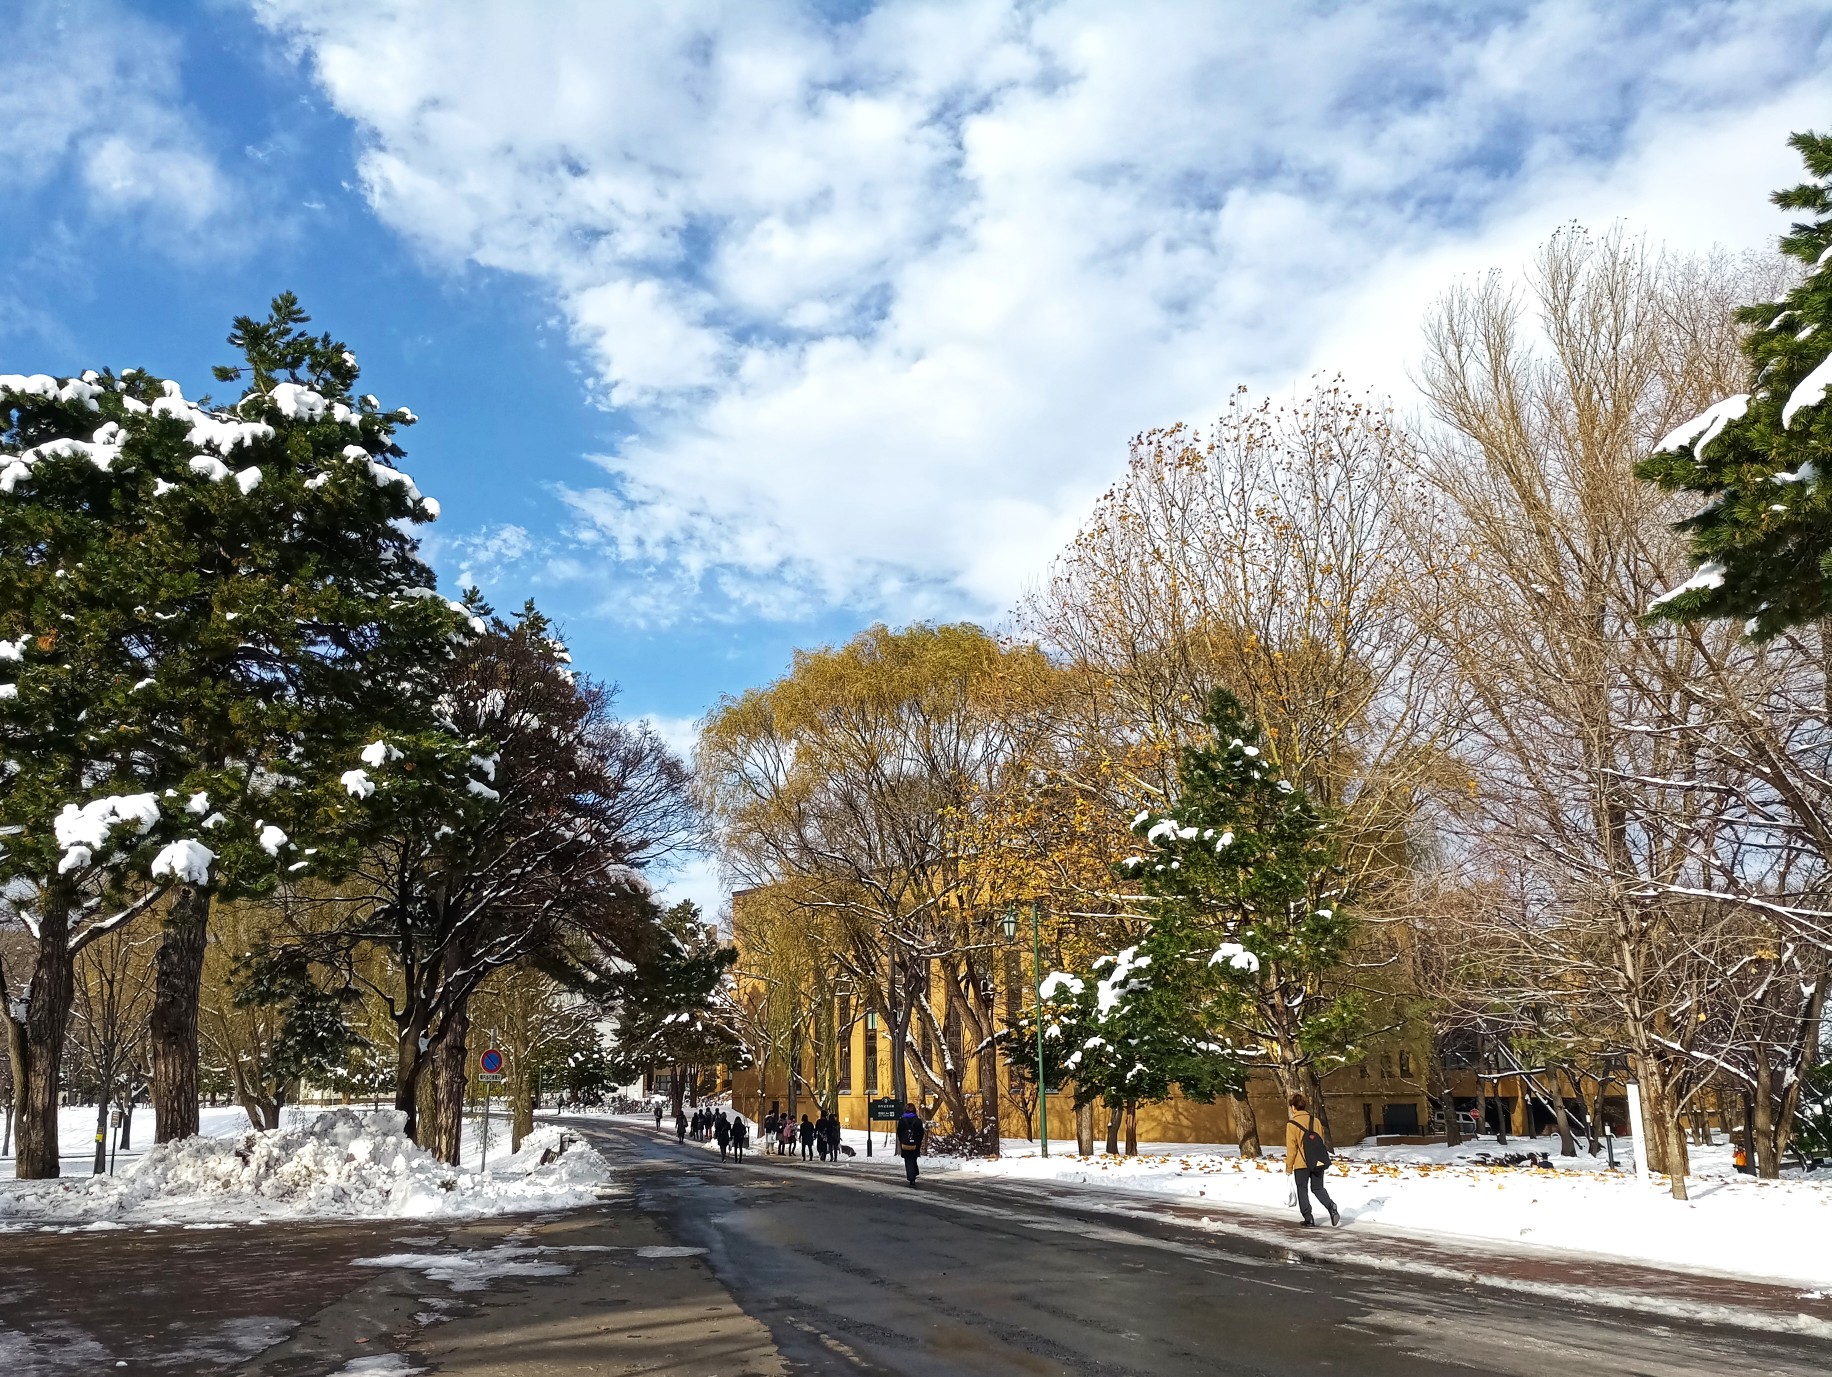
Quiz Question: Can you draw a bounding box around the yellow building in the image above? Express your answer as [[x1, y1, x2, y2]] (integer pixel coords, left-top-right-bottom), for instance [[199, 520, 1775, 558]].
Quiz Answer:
[[726, 887, 1603, 1152]]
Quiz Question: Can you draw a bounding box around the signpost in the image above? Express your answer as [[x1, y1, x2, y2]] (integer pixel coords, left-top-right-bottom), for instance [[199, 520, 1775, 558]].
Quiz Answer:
[[479, 1046, 506, 1169], [869, 1096, 897, 1157]]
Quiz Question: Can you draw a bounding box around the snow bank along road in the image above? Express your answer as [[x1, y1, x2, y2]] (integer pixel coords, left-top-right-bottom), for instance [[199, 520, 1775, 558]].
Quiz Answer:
[[0, 1116, 1825, 1375]]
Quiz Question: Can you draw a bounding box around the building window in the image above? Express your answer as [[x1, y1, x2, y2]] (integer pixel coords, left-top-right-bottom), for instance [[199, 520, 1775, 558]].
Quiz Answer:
[[1380, 1053, 1395, 1080], [1398, 1050, 1413, 1078], [1358, 1060, 1369, 1080], [837, 1033, 852, 1094], [864, 1031, 879, 1095]]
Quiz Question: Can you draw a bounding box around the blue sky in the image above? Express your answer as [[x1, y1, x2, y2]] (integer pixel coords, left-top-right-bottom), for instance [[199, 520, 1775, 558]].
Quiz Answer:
[[6, 0, 1830, 909]]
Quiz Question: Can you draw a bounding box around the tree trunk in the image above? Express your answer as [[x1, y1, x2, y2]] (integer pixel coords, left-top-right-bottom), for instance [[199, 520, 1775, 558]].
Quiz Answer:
[[1548, 1072, 1576, 1156], [91, 1094, 109, 1175], [117, 1098, 134, 1153], [512, 1074, 534, 1153], [1123, 1099, 1138, 1156], [7, 883, 77, 1178], [1432, 1043, 1459, 1147], [977, 980, 1001, 1157], [1474, 1053, 1489, 1141], [1104, 1101, 1121, 1154], [1235, 1093, 1262, 1158], [393, 1019, 428, 1143], [670, 1064, 686, 1119], [150, 885, 210, 1143], [1076, 1099, 1094, 1156], [428, 1002, 471, 1166], [1752, 1074, 1779, 1179]]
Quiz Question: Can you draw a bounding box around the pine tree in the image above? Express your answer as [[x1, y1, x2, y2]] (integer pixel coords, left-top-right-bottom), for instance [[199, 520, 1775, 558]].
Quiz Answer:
[[1119, 688, 1361, 1126], [1639, 131, 1832, 632], [0, 295, 473, 1170], [604, 901, 748, 1117]]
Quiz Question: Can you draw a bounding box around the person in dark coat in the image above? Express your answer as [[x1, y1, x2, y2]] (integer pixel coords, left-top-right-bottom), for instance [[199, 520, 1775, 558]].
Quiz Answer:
[[822, 1112, 841, 1162], [1285, 1092, 1340, 1227], [714, 1111, 732, 1161], [799, 1114, 816, 1160], [763, 1107, 779, 1151], [895, 1103, 925, 1186], [675, 1108, 688, 1143], [731, 1115, 748, 1162], [654, 1103, 664, 1130]]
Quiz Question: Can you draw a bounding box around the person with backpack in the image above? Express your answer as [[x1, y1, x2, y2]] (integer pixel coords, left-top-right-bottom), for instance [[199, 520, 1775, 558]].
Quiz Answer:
[[895, 1102, 926, 1186], [1285, 1092, 1340, 1227]]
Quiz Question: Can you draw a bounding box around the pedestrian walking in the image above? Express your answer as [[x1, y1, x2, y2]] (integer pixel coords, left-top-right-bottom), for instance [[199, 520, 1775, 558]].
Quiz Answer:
[[714, 1111, 731, 1162], [654, 1103, 664, 1130], [731, 1115, 748, 1162], [895, 1102, 925, 1186], [779, 1115, 795, 1155], [1285, 1093, 1340, 1227], [799, 1114, 815, 1160], [675, 1108, 687, 1143], [763, 1106, 779, 1149]]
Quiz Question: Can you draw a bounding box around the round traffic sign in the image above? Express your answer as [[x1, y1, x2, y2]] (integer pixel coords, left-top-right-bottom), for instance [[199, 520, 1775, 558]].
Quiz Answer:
[[478, 1048, 505, 1075]]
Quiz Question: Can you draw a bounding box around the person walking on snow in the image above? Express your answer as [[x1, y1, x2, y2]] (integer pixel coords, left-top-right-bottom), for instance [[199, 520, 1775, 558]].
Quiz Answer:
[[1286, 1092, 1340, 1227], [731, 1115, 749, 1162], [675, 1108, 687, 1143], [654, 1103, 664, 1130], [714, 1111, 732, 1162], [895, 1103, 926, 1186]]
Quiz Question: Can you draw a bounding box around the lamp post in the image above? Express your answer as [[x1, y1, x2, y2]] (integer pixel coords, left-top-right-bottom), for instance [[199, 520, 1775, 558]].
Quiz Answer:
[[1003, 900, 1049, 1158]]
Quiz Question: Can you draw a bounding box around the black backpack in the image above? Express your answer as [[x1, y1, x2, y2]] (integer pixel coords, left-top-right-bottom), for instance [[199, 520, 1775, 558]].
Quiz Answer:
[[1290, 1116, 1332, 1170]]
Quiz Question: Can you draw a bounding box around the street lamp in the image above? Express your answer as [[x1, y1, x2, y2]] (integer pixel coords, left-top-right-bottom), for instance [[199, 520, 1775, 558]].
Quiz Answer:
[[1002, 900, 1050, 1158]]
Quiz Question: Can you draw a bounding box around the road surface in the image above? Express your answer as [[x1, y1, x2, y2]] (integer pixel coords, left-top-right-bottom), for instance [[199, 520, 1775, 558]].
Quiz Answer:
[[0, 1116, 1823, 1375]]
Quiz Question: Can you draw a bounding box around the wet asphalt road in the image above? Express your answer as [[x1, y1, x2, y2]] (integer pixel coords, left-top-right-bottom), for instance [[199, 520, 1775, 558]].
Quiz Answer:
[[571, 1118, 1830, 1377]]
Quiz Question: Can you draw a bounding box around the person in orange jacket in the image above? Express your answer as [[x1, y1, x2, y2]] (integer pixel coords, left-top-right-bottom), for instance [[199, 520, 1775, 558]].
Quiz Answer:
[[1285, 1092, 1341, 1227]]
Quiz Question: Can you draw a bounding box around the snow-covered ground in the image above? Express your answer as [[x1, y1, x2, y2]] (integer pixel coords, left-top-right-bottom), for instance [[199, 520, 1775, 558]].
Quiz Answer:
[[950, 1136, 1832, 1292], [0, 1107, 607, 1227], [608, 1111, 1832, 1292]]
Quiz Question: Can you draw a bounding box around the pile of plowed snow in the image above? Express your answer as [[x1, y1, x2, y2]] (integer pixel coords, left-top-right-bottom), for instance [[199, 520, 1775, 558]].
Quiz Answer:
[[0, 1110, 607, 1225]]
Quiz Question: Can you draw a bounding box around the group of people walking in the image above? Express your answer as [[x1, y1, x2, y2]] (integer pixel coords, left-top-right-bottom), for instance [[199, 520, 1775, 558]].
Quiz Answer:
[[670, 1103, 851, 1165]]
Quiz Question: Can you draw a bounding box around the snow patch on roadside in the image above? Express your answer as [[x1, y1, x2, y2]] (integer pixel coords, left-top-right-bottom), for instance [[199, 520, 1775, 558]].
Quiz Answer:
[[0, 1113, 606, 1225]]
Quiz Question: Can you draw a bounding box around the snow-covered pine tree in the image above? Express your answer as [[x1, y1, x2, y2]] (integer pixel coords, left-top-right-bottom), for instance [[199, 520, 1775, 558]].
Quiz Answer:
[[1119, 688, 1362, 1133], [1639, 131, 1832, 632], [0, 295, 475, 1168], [604, 900, 747, 1118]]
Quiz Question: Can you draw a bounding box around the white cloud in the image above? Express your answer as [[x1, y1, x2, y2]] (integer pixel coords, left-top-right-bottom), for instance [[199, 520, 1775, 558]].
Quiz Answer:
[[2, 1, 232, 236], [253, 0, 1832, 624]]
